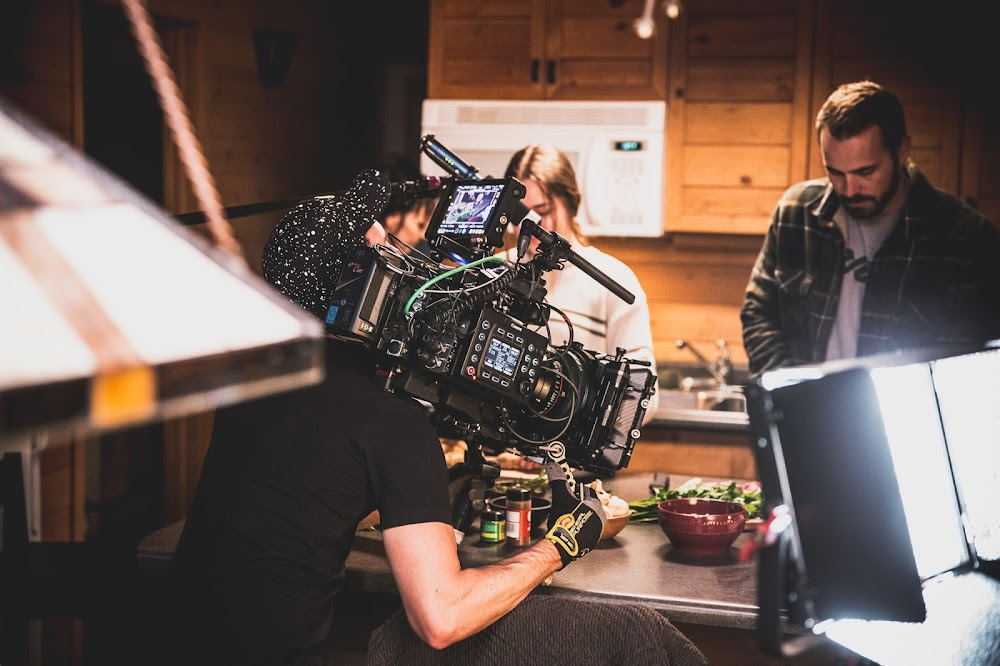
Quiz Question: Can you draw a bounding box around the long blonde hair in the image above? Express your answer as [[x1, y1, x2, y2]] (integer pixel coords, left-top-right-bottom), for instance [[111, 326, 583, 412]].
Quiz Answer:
[[504, 144, 587, 243]]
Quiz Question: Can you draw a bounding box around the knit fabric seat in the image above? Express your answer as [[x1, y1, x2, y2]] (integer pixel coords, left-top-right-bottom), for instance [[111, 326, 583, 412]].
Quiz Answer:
[[367, 594, 707, 666]]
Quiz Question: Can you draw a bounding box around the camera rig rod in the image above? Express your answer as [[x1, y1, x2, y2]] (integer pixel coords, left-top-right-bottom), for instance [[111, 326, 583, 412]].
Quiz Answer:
[[421, 134, 480, 180], [518, 215, 635, 305]]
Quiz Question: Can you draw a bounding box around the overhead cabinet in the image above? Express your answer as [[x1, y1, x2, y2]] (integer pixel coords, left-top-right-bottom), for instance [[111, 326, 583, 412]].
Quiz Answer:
[[427, 0, 995, 235], [427, 0, 667, 100]]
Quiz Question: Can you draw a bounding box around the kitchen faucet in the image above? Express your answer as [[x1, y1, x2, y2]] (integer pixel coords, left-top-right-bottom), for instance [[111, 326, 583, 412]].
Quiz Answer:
[[675, 339, 731, 387]]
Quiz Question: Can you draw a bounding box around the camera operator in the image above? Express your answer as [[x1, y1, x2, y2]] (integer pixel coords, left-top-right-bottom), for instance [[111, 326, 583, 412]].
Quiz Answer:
[[165, 170, 607, 666]]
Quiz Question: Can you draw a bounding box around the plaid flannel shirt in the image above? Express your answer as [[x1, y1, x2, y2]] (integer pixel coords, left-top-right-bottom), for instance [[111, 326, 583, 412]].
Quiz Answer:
[[741, 164, 1000, 377]]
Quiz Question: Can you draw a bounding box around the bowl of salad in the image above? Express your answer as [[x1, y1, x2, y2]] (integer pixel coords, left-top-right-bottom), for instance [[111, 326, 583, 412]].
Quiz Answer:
[[628, 477, 763, 528]]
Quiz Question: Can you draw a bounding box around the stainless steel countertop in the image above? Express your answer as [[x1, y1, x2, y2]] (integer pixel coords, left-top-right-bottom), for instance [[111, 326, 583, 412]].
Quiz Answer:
[[648, 405, 749, 431], [344, 472, 763, 630]]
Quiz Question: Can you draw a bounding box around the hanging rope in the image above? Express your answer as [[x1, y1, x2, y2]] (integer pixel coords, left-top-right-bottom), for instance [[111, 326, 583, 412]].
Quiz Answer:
[[120, 0, 244, 262]]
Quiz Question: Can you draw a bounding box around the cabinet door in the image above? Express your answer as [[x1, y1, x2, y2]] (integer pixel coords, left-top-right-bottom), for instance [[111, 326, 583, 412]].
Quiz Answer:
[[543, 0, 667, 100], [664, 0, 814, 234], [427, 0, 544, 99]]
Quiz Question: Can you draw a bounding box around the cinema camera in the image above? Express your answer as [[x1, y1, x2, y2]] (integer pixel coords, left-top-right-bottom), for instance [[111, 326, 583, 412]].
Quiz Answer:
[[324, 137, 657, 475]]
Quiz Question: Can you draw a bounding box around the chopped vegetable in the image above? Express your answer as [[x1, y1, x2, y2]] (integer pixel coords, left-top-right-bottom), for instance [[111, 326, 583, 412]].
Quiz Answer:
[[489, 471, 549, 496], [628, 478, 763, 523]]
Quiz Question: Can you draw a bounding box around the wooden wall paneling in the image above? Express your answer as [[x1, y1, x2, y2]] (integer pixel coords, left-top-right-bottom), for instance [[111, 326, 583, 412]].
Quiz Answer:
[[965, 107, 1000, 225], [970, 112, 1000, 225], [161, 20, 200, 217], [665, 0, 813, 234], [0, 0, 89, 552], [686, 14, 798, 59], [808, 0, 832, 178], [684, 145, 791, 188], [40, 443, 72, 540], [593, 235, 758, 367], [157, 16, 218, 522], [681, 186, 783, 222], [628, 428, 756, 480], [788, 0, 814, 188], [70, 0, 84, 146], [649, 303, 747, 366], [684, 59, 796, 101], [959, 103, 983, 210], [427, 0, 539, 99], [685, 103, 792, 144], [664, 8, 687, 232], [812, 0, 964, 193], [548, 2, 667, 100], [163, 410, 215, 522], [0, 0, 76, 139], [71, 437, 86, 538]]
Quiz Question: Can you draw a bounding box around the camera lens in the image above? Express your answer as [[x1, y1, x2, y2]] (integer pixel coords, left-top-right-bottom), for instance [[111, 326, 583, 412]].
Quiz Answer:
[[527, 346, 593, 424]]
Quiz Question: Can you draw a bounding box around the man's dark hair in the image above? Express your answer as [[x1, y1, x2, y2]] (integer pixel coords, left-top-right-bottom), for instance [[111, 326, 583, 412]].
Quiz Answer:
[[815, 80, 908, 157]]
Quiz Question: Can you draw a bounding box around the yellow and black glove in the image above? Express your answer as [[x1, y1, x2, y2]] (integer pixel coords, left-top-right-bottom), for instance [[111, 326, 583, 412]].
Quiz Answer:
[[544, 460, 606, 568]]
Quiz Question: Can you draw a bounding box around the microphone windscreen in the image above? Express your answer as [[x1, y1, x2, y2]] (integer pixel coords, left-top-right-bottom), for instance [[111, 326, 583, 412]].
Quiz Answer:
[[343, 169, 391, 233], [261, 169, 391, 319]]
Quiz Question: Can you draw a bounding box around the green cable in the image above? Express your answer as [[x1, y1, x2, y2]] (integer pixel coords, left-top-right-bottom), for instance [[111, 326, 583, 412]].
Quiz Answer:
[[404, 255, 506, 316]]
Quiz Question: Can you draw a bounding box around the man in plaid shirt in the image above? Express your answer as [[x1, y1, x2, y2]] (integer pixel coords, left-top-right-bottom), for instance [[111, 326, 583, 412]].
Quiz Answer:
[[741, 80, 1000, 377]]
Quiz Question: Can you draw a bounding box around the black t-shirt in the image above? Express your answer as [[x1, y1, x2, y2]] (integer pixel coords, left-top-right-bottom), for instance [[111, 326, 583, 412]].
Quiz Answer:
[[170, 339, 451, 665]]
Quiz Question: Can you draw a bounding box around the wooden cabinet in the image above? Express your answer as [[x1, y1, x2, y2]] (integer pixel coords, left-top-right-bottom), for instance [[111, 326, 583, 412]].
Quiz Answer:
[[427, 0, 667, 100], [664, 0, 815, 234]]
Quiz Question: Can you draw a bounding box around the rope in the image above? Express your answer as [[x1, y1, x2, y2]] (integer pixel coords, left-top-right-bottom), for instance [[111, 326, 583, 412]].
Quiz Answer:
[[120, 0, 244, 262]]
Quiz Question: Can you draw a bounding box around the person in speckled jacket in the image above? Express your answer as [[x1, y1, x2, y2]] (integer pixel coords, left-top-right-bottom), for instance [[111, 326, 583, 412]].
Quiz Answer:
[[741, 80, 1000, 378]]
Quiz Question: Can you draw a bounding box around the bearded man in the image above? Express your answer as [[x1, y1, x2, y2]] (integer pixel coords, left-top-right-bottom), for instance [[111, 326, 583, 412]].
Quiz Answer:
[[741, 80, 1000, 377]]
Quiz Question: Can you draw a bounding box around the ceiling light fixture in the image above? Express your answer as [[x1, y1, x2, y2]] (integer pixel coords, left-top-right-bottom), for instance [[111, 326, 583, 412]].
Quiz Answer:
[[664, 0, 682, 20], [632, 0, 657, 39]]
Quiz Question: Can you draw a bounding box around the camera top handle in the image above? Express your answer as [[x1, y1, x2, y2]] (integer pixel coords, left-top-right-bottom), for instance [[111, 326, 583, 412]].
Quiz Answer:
[[419, 134, 636, 305], [517, 214, 635, 305]]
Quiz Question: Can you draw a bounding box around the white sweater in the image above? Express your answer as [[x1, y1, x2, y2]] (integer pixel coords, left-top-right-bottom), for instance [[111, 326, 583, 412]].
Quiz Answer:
[[505, 245, 660, 420]]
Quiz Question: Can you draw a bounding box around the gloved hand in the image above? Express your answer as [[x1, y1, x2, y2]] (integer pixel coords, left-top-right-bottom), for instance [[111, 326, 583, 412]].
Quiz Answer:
[[544, 461, 606, 568]]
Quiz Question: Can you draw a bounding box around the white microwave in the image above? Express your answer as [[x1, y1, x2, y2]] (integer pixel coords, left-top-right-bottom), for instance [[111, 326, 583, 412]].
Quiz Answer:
[[420, 99, 666, 238]]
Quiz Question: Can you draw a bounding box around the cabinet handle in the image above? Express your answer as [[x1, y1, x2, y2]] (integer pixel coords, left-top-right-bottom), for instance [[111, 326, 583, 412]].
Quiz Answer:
[[531, 59, 540, 83], [546, 60, 556, 85]]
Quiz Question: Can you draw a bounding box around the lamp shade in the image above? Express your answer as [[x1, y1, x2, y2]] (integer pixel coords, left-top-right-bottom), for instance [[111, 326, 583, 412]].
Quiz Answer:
[[0, 98, 325, 446]]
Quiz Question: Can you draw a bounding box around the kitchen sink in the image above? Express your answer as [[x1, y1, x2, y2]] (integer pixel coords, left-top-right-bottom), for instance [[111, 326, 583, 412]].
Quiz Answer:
[[658, 386, 747, 413], [652, 385, 749, 431]]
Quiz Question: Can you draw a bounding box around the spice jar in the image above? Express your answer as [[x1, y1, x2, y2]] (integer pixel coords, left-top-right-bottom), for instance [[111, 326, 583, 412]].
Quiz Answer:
[[505, 486, 532, 546], [480, 507, 505, 543]]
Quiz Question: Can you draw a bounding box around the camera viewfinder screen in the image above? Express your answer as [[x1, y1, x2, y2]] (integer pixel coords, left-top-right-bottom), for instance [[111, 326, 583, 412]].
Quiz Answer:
[[438, 183, 504, 236], [484, 337, 520, 378]]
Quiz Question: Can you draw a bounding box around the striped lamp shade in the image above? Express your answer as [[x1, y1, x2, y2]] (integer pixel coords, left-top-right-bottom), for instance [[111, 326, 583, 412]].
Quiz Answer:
[[0, 99, 324, 447]]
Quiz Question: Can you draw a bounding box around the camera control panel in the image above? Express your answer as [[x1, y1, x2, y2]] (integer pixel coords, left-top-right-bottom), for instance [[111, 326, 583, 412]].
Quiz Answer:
[[459, 308, 548, 406]]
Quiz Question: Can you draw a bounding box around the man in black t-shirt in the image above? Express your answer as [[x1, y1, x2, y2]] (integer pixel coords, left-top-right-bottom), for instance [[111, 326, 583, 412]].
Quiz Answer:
[[168, 170, 606, 665]]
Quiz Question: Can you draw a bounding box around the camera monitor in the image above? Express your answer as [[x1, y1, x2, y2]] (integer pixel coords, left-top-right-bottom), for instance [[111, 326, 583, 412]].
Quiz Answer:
[[425, 178, 526, 256]]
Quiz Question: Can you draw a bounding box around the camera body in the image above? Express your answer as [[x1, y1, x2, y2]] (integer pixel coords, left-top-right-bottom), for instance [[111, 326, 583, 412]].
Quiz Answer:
[[324, 176, 656, 474]]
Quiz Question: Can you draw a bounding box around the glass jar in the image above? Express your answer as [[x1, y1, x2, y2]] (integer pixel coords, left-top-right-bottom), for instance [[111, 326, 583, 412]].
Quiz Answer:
[[480, 507, 506, 543], [505, 486, 532, 546]]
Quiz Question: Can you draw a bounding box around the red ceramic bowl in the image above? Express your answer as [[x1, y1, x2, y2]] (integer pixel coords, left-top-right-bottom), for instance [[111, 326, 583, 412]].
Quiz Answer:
[[657, 498, 746, 554]]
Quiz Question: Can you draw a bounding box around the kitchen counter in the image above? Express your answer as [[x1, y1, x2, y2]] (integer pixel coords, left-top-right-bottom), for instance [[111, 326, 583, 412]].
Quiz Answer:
[[135, 474, 764, 632], [344, 472, 763, 631], [649, 405, 749, 431]]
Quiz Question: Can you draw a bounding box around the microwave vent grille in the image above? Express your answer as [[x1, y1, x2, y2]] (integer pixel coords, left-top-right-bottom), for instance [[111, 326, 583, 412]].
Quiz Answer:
[[440, 102, 661, 129]]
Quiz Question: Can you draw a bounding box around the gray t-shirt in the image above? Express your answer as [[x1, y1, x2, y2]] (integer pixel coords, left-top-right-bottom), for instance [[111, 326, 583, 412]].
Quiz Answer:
[[825, 206, 901, 361]]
